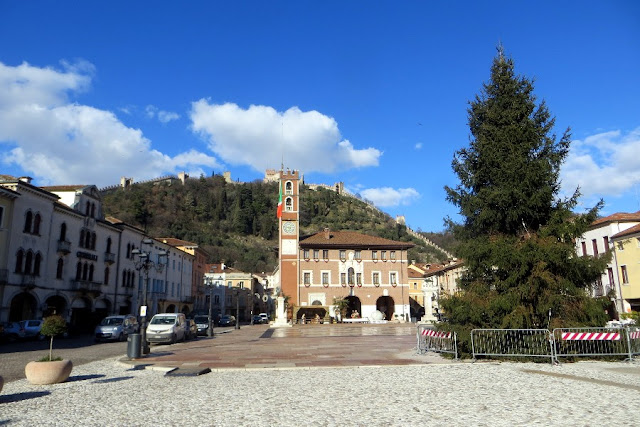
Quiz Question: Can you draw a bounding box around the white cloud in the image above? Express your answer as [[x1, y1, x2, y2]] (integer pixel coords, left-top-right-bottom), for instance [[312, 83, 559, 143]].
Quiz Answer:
[[146, 105, 180, 123], [0, 61, 217, 186], [359, 187, 421, 207], [415, 142, 423, 150], [561, 128, 640, 202], [189, 100, 382, 173]]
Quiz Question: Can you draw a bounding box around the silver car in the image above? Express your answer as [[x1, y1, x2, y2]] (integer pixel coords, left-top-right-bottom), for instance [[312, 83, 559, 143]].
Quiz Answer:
[[94, 315, 139, 342]]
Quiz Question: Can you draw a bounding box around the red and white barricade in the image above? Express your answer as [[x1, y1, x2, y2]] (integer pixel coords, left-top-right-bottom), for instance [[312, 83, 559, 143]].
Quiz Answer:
[[417, 325, 457, 359]]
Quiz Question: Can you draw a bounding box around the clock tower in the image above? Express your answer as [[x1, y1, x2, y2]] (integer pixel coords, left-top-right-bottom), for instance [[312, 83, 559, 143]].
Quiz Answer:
[[279, 169, 300, 307]]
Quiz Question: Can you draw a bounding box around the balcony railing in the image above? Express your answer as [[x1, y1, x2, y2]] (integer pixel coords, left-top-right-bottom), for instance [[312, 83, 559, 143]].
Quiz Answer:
[[70, 279, 102, 293], [104, 252, 115, 264], [57, 240, 72, 254]]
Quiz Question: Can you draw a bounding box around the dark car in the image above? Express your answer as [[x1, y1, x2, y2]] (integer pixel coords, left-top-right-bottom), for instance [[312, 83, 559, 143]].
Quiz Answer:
[[185, 319, 198, 340], [193, 315, 210, 336], [218, 315, 236, 327], [1, 321, 26, 342], [252, 315, 267, 324]]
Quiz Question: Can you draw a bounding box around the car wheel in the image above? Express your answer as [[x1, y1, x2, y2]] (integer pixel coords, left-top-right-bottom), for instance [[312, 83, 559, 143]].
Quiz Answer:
[[170, 334, 176, 344]]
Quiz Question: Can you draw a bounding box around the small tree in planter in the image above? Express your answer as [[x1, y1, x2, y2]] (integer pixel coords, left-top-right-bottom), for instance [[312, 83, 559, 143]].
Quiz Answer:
[[25, 315, 73, 385], [332, 296, 349, 323], [40, 315, 67, 361]]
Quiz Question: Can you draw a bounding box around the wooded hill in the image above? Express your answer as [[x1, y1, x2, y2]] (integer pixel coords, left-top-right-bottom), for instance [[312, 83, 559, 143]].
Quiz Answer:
[[101, 175, 450, 273]]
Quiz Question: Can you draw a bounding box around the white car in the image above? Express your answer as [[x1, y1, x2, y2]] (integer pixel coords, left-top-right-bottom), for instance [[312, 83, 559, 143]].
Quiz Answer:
[[146, 313, 186, 344], [258, 313, 269, 323]]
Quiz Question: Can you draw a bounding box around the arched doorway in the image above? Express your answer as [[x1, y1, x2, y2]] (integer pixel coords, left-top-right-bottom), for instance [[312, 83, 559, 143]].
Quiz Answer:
[[94, 298, 111, 322], [166, 304, 176, 313], [9, 292, 37, 321], [376, 296, 395, 321], [119, 300, 132, 315], [70, 297, 92, 333], [44, 295, 67, 318], [345, 296, 362, 318]]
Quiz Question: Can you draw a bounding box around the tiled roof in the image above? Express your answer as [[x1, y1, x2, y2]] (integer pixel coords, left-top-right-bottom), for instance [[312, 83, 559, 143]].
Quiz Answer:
[[299, 230, 414, 249], [591, 211, 640, 227], [408, 269, 424, 278], [158, 237, 198, 247], [611, 223, 640, 239], [40, 185, 88, 191]]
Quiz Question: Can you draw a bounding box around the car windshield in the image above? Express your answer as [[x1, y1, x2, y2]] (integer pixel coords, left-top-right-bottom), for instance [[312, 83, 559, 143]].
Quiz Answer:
[[194, 316, 208, 323], [100, 318, 123, 326], [150, 316, 176, 325]]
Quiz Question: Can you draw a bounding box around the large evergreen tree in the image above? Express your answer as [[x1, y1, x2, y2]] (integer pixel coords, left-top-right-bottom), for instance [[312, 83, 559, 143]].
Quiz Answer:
[[442, 47, 610, 332]]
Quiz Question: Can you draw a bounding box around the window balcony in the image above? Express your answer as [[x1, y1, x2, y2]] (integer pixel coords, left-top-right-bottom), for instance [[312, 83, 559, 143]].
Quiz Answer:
[[70, 279, 102, 293], [104, 252, 115, 264], [57, 240, 71, 254]]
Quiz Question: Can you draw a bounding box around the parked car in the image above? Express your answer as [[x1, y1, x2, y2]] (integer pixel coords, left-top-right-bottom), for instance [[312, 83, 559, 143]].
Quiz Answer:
[[252, 315, 264, 324], [259, 313, 269, 323], [185, 319, 198, 340], [1, 321, 26, 342], [146, 313, 186, 345], [218, 315, 236, 327], [94, 315, 139, 342], [193, 315, 210, 336], [23, 319, 44, 340]]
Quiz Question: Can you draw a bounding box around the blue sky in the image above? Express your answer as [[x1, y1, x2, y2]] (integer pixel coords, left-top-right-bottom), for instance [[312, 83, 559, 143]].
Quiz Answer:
[[1, 1, 639, 232]]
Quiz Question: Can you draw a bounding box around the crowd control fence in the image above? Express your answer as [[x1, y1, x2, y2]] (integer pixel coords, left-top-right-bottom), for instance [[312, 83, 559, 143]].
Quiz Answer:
[[417, 324, 458, 359], [552, 328, 634, 362], [471, 329, 554, 363]]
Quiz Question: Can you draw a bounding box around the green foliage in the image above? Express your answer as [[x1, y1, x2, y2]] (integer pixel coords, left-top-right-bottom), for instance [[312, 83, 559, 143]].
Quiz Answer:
[[101, 175, 448, 272], [332, 296, 350, 319], [442, 47, 609, 344], [37, 355, 63, 362], [40, 315, 67, 361]]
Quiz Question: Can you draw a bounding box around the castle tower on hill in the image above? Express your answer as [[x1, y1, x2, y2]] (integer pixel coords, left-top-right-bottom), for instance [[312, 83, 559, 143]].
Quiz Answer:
[[278, 169, 301, 305]]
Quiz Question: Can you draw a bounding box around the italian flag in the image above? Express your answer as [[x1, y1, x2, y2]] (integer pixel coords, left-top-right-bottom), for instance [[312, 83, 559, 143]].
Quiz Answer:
[[276, 181, 283, 218]]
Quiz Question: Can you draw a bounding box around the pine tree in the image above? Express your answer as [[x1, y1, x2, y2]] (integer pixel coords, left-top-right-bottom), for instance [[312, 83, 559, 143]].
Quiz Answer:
[[442, 47, 610, 333]]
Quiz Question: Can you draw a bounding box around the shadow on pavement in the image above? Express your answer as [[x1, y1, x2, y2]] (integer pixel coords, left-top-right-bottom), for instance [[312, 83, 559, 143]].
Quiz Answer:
[[0, 390, 51, 404], [93, 376, 134, 384], [67, 374, 105, 382]]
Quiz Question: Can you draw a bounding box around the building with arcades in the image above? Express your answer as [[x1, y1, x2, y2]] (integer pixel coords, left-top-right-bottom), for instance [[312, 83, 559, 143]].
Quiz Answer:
[[0, 175, 193, 332]]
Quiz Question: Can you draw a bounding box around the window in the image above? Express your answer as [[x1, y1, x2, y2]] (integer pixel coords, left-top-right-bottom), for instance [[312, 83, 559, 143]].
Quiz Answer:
[[356, 273, 362, 285], [354, 250, 361, 260], [372, 251, 378, 260], [323, 250, 329, 261], [303, 249, 309, 259], [23, 211, 32, 233], [0, 205, 4, 228], [285, 197, 293, 212], [339, 250, 346, 261], [381, 251, 387, 261], [285, 181, 293, 195], [56, 258, 64, 279], [390, 251, 396, 260], [214, 295, 220, 304], [104, 267, 110, 285], [592, 239, 598, 256], [340, 273, 346, 285], [413, 283, 418, 290], [608, 268, 614, 287], [126, 243, 131, 259], [59, 223, 67, 241], [15, 249, 24, 273], [390, 272, 397, 285], [313, 250, 319, 260], [24, 251, 33, 275], [621, 265, 629, 284], [581, 241, 587, 256], [239, 281, 244, 289], [33, 214, 41, 235], [303, 272, 311, 285], [603, 236, 609, 252], [617, 241, 624, 251], [106, 237, 112, 253], [89, 264, 94, 281], [90, 203, 95, 218], [228, 281, 232, 288], [76, 262, 82, 281], [34, 253, 42, 276], [348, 267, 355, 286], [85, 231, 91, 249], [122, 270, 127, 287], [372, 272, 380, 286], [322, 272, 329, 285]]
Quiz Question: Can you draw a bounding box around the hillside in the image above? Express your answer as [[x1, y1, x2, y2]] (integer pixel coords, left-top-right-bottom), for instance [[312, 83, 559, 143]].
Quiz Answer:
[[101, 175, 449, 272]]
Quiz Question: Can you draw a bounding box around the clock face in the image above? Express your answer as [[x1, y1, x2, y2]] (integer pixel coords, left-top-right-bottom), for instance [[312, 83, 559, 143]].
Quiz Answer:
[[282, 221, 297, 235]]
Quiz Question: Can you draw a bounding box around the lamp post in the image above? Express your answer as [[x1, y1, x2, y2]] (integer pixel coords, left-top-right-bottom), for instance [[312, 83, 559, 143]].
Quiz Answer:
[[204, 275, 223, 337], [235, 288, 240, 330], [131, 239, 167, 355]]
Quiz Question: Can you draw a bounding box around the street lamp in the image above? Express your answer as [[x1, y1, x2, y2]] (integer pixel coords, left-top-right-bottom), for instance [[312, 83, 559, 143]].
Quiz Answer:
[[204, 275, 223, 337], [235, 287, 240, 330], [131, 239, 168, 355]]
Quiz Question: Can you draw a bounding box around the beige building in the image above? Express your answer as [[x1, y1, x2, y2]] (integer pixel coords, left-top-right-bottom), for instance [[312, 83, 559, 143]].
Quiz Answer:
[[611, 224, 640, 313]]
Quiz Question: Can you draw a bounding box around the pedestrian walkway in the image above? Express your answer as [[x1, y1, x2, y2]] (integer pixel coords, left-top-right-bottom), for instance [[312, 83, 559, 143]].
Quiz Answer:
[[130, 323, 448, 371]]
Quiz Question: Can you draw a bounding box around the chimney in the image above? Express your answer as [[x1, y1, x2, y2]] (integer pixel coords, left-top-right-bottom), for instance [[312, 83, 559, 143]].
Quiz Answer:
[[324, 228, 330, 240], [19, 176, 33, 184]]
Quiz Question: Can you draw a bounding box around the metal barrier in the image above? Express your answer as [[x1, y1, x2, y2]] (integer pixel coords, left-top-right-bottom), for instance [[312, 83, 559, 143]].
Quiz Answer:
[[417, 324, 458, 359], [471, 329, 554, 363], [552, 328, 633, 362], [628, 327, 640, 357]]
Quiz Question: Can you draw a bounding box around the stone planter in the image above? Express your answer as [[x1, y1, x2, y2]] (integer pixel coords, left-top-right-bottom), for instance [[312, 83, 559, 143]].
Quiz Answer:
[[0, 375, 4, 393], [25, 360, 73, 385]]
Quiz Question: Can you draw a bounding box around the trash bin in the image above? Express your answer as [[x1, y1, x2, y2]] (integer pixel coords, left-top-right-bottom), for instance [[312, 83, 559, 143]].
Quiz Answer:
[[127, 333, 141, 359]]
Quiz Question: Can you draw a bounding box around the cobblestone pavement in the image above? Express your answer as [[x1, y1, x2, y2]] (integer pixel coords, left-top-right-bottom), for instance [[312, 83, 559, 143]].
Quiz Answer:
[[1, 324, 639, 426]]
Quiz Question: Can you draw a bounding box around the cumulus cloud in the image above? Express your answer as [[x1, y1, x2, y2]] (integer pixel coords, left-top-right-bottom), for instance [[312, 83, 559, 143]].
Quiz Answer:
[[189, 100, 382, 173], [359, 187, 421, 207], [561, 128, 640, 203], [0, 61, 216, 186]]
